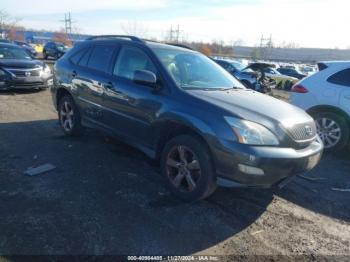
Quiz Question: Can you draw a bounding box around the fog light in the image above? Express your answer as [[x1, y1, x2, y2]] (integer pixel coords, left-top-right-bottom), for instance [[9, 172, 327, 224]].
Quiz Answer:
[[238, 164, 264, 175]]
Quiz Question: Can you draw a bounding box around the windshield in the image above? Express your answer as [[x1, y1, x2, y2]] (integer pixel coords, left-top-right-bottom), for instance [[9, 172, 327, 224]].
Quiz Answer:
[[153, 48, 245, 90], [0, 46, 32, 60], [230, 61, 246, 71]]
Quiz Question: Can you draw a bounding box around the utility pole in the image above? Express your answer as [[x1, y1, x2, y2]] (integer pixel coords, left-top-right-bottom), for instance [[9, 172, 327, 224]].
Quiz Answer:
[[61, 12, 72, 35], [168, 24, 181, 43], [259, 34, 273, 59]]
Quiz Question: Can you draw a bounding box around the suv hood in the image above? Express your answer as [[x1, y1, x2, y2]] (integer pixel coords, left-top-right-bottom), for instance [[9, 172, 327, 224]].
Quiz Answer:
[[188, 89, 313, 130], [0, 59, 43, 69]]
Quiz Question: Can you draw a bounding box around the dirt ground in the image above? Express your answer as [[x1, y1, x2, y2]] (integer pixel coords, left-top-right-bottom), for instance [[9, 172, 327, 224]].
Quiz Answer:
[[0, 89, 349, 259]]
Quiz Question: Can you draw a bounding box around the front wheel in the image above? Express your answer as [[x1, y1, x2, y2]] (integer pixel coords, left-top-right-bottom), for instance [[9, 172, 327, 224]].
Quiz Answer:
[[58, 95, 84, 136], [161, 135, 217, 202], [313, 112, 349, 152]]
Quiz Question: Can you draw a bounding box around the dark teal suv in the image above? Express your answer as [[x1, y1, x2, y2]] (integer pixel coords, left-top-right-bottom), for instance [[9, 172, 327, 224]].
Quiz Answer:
[[51, 35, 323, 201]]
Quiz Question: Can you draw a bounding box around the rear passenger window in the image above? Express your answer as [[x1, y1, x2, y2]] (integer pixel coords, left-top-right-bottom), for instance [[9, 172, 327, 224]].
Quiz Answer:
[[70, 48, 87, 65], [87, 45, 115, 73], [78, 48, 92, 67], [328, 68, 350, 87]]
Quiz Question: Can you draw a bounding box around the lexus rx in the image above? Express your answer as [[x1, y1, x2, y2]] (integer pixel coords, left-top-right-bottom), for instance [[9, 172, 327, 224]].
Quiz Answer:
[[51, 35, 323, 201]]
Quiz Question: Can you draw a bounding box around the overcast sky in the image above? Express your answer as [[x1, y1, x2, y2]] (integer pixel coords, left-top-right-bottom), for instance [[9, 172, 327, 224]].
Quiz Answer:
[[2, 0, 349, 49]]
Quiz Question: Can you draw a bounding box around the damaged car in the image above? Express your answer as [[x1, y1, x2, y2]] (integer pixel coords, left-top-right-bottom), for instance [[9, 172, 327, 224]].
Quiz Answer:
[[0, 43, 53, 90], [51, 35, 324, 201]]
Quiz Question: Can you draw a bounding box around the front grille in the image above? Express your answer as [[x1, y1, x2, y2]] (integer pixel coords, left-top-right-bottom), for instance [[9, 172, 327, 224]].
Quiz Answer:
[[287, 121, 317, 142], [6, 68, 41, 77]]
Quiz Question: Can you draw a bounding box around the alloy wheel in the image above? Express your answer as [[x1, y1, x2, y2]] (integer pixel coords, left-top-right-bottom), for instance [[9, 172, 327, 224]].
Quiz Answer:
[[166, 145, 201, 193], [60, 101, 74, 132], [316, 117, 342, 149]]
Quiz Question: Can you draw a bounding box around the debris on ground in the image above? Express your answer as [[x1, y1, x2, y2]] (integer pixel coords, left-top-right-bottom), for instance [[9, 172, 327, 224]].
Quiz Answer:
[[250, 230, 264, 236], [331, 188, 350, 192], [24, 163, 56, 176]]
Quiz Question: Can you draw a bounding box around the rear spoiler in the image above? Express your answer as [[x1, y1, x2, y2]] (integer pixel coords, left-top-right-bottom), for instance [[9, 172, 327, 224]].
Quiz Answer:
[[317, 63, 328, 71]]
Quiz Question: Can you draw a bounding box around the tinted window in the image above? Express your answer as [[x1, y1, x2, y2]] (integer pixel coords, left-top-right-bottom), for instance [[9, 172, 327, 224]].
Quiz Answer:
[[87, 45, 115, 73], [70, 48, 87, 65], [114, 46, 157, 80], [328, 68, 350, 87], [217, 61, 228, 69], [78, 48, 92, 67]]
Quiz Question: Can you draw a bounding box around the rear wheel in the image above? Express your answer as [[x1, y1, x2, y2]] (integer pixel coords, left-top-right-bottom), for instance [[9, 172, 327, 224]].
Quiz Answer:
[[58, 95, 84, 136], [313, 112, 349, 152], [161, 135, 217, 202]]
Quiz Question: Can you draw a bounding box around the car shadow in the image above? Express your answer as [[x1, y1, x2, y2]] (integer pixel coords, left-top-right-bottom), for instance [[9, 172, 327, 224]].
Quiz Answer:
[[0, 119, 272, 255], [0, 119, 348, 255]]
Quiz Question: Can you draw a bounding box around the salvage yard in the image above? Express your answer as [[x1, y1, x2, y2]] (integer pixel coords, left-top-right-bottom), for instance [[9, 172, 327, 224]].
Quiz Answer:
[[0, 89, 349, 257]]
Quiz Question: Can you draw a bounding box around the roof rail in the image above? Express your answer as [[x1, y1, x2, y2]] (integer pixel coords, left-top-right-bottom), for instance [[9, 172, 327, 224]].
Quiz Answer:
[[165, 43, 193, 50], [86, 35, 144, 43]]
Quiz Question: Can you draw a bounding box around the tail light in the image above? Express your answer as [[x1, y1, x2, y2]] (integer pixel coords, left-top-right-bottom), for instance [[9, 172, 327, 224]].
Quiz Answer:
[[291, 84, 308, 93]]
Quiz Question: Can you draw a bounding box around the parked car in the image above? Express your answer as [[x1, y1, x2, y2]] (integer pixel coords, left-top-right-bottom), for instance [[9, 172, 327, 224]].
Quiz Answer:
[[263, 67, 298, 90], [0, 43, 53, 90], [43, 42, 68, 59], [213, 59, 258, 88], [0, 39, 12, 44], [51, 35, 323, 201], [13, 41, 37, 58], [299, 65, 317, 76], [277, 67, 306, 80], [289, 61, 350, 151]]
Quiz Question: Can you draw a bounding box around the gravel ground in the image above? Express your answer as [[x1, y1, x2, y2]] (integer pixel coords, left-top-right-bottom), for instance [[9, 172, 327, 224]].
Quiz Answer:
[[0, 89, 349, 259]]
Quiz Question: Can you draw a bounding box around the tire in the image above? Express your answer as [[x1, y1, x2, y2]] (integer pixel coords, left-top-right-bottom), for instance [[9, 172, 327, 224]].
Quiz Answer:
[[312, 112, 349, 152], [43, 51, 48, 60], [160, 135, 217, 202], [58, 95, 84, 136]]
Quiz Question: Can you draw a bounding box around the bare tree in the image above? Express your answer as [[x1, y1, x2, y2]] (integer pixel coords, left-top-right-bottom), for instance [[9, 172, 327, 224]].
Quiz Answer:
[[53, 29, 72, 46], [0, 10, 23, 39]]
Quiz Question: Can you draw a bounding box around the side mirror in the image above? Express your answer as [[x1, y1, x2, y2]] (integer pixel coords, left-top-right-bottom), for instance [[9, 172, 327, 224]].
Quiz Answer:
[[133, 70, 157, 88]]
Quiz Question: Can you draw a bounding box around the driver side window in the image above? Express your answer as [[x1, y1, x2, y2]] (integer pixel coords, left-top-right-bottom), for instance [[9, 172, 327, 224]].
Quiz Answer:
[[114, 46, 157, 80]]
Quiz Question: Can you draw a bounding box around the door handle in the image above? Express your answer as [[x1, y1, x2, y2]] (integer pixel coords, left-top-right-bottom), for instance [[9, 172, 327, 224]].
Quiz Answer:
[[103, 82, 114, 89], [71, 71, 77, 78]]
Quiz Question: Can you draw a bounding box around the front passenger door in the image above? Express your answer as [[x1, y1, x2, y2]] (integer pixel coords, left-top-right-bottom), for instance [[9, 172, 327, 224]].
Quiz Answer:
[[102, 45, 162, 147]]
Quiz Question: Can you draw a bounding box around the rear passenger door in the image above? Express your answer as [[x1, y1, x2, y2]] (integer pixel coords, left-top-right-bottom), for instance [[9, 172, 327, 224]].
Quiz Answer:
[[72, 44, 118, 127], [102, 45, 161, 147]]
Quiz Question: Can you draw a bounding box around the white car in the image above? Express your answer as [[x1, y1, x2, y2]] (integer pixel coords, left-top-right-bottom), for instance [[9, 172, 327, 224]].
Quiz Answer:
[[289, 61, 350, 151]]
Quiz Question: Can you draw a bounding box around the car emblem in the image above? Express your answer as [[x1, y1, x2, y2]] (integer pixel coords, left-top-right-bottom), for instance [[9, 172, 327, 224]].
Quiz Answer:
[[25, 71, 31, 77], [305, 125, 313, 136]]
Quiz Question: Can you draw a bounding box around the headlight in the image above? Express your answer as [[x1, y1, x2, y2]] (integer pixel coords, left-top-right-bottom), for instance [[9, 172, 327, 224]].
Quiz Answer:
[[43, 64, 51, 74], [224, 116, 279, 145]]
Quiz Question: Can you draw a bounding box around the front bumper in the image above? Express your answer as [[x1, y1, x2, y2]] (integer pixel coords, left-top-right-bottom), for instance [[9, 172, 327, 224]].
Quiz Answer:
[[0, 76, 53, 90], [213, 137, 323, 188]]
